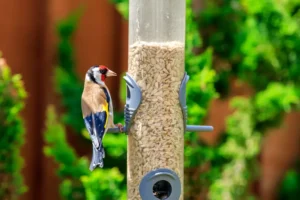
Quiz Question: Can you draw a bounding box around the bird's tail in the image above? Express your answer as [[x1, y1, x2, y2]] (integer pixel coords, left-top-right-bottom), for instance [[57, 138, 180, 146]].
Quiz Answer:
[[89, 145, 105, 171]]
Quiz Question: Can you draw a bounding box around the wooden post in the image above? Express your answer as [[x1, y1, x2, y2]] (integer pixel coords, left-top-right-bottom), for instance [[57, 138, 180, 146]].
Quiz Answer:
[[127, 0, 186, 199]]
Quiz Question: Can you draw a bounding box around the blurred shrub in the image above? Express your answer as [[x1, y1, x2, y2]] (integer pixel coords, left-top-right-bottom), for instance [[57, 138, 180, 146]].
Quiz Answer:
[[279, 160, 300, 200], [54, 8, 85, 132], [81, 167, 126, 200], [54, 7, 127, 171], [44, 106, 88, 199], [198, 1, 300, 199], [112, 0, 300, 199], [44, 106, 126, 200], [0, 55, 27, 199], [43, 9, 127, 200], [110, 0, 129, 19]]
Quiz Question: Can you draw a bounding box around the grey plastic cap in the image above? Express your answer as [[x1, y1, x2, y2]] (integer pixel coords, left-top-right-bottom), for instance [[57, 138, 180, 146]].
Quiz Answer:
[[139, 168, 181, 200]]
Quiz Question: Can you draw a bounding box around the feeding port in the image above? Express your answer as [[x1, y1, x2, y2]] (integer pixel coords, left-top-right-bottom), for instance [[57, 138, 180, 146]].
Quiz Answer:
[[139, 168, 181, 200]]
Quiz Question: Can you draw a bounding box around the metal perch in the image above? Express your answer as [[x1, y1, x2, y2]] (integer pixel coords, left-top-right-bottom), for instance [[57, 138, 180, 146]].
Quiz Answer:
[[107, 73, 214, 134], [107, 125, 213, 133]]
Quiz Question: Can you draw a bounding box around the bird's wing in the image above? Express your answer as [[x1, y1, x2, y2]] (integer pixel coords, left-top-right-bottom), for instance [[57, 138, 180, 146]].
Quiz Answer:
[[101, 86, 115, 128], [81, 85, 109, 149], [83, 110, 108, 149]]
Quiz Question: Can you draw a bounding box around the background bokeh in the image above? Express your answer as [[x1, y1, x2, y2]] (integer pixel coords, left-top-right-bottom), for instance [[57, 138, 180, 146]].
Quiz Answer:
[[1, 0, 300, 200]]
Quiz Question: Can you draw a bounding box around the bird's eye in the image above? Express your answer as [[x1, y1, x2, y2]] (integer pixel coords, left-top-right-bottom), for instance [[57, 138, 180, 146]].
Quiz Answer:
[[100, 69, 108, 74]]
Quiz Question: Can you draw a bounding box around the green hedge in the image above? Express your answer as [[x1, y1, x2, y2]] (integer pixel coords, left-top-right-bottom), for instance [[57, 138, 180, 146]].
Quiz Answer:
[[0, 55, 27, 199]]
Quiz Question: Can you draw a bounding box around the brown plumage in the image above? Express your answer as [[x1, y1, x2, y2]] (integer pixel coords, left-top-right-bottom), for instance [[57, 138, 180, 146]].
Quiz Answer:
[[81, 81, 109, 117], [81, 81, 114, 129], [81, 65, 121, 170]]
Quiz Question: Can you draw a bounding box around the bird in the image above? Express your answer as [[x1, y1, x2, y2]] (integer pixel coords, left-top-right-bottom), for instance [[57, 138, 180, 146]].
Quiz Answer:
[[81, 65, 123, 171]]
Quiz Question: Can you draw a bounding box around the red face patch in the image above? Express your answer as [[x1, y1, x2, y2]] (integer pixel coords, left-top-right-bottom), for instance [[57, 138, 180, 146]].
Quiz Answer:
[[99, 65, 107, 70], [101, 74, 106, 81], [99, 65, 108, 82]]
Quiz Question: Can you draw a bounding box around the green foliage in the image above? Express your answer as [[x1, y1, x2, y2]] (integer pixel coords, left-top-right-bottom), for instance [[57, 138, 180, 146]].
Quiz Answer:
[[81, 168, 126, 200], [44, 106, 126, 199], [110, 0, 129, 19], [199, 0, 300, 90], [208, 98, 260, 200], [44, 9, 127, 200], [279, 161, 300, 200], [55, 8, 85, 132], [54, 7, 127, 172], [255, 83, 300, 123], [44, 106, 88, 199], [0, 56, 27, 199], [54, 8, 128, 165], [56, 7, 84, 72], [44, 106, 89, 178], [197, 0, 300, 199]]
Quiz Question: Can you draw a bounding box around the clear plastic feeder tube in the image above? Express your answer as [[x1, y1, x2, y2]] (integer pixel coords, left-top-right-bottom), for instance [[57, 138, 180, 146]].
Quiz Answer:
[[129, 0, 185, 45], [128, 0, 186, 199]]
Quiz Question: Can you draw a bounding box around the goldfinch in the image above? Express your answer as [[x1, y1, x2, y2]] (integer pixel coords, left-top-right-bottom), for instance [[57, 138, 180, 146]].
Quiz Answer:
[[81, 65, 123, 171]]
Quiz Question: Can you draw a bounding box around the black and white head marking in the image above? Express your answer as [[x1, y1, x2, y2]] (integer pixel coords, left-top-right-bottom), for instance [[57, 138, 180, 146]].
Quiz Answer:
[[86, 65, 104, 85]]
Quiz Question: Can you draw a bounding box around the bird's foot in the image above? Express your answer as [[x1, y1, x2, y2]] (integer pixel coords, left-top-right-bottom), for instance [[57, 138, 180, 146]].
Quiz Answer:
[[116, 123, 124, 133]]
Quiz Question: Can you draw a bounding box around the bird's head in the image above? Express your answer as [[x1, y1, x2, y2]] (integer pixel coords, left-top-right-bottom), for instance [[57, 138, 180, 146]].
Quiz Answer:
[[86, 65, 117, 84]]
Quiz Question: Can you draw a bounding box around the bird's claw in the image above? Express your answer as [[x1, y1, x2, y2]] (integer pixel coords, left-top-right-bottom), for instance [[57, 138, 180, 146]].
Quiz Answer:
[[116, 123, 124, 133]]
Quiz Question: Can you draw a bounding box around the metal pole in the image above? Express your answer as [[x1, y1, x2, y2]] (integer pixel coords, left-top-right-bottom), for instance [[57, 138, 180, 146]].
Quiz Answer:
[[127, 0, 186, 199]]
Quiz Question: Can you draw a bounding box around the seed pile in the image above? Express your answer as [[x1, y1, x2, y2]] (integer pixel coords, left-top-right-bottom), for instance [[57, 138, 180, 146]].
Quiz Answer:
[[127, 41, 185, 200]]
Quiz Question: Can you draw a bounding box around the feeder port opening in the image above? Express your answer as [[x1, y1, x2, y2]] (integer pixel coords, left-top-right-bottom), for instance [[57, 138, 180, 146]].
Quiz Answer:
[[153, 180, 172, 200]]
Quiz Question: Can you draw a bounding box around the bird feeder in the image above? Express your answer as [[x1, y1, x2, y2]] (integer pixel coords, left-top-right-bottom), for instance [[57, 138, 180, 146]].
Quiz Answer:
[[127, 0, 187, 199], [107, 0, 213, 199]]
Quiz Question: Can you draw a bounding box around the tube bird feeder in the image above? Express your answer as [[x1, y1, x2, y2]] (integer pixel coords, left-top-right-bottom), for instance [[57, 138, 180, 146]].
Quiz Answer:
[[128, 0, 186, 199], [107, 0, 213, 199]]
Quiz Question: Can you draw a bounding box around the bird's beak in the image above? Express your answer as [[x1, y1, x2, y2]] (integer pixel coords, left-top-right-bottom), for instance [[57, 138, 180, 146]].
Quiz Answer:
[[106, 69, 117, 77]]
